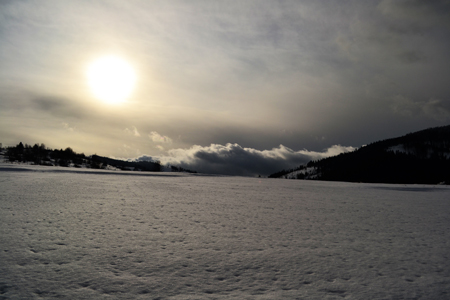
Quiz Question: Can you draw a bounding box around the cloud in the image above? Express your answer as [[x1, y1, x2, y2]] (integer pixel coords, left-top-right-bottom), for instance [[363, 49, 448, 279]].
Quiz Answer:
[[378, 0, 450, 30], [32, 96, 91, 119], [142, 143, 355, 176], [1, 1, 449, 161], [396, 51, 426, 64], [390, 95, 418, 117], [390, 95, 450, 121], [422, 98, 450, 121], [125, 126, 140, 137], [62, 122, 75, 132], [149, 131, 173, 144]]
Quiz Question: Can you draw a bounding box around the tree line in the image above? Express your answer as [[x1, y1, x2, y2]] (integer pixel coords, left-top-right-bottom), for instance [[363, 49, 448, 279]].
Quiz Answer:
[[4, 142, 89, 167], [2, 142, 161, 171]]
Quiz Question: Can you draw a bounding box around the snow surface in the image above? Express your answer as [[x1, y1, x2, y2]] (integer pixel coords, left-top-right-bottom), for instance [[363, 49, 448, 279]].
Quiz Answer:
[[1, 163, 450, 299]]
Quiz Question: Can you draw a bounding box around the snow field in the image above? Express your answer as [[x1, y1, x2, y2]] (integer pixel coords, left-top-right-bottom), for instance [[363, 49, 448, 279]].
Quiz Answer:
[[1, 165, 450, 299]]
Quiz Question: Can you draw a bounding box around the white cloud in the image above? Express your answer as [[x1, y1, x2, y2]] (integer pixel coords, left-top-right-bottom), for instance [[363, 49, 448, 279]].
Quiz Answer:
[[62, 122, 75, 132], [149, 131, 173, 144], [125, 126, 140, 137], [142, 143, 355, 176]]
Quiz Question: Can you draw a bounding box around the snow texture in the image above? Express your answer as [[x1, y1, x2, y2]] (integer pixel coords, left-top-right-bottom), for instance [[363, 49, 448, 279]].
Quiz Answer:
[[1, 163, 450, 299]]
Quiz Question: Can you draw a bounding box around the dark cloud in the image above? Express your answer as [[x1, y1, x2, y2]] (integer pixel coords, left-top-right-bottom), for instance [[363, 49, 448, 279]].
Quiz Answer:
[[144, 143, 355, 177], [397, 51, 426, 64], [33, 96, 90, 119], [390, 95, 450, 121]]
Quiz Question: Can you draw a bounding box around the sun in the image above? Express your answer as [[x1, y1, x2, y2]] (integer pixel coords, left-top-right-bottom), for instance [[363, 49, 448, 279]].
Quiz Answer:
[[87, 55, 136, 104]]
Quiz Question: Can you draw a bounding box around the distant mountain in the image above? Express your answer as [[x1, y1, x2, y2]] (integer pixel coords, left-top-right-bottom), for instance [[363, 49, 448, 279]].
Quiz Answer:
[[269, 125, 450, 184], [92, 155, 197, 173], [91, 155, 161, 172]]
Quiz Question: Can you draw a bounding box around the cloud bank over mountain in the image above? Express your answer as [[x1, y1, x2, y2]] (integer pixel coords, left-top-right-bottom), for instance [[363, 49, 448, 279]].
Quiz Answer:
[[137, 143, 355, 176]]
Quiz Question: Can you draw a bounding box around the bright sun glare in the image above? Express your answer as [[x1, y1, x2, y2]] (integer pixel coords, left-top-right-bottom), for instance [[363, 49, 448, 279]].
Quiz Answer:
[[87, 56, 136, 104]]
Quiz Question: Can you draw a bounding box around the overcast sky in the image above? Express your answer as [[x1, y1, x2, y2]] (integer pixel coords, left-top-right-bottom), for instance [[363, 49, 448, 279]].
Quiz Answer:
[[1, 1, 450, 176]]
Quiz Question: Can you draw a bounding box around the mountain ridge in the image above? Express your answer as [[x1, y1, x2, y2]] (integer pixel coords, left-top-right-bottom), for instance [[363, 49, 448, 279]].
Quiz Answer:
[[270, 125, 450, 184]]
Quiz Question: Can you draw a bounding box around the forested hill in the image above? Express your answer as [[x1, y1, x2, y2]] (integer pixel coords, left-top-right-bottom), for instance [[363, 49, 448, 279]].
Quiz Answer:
[[1, 143, 196, 173], [270, 125, 450, 184]]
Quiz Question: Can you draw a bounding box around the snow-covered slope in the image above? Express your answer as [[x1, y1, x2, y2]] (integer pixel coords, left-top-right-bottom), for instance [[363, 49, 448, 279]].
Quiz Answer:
[[280, 167, 320, 180], [1, 163, 450, 299]]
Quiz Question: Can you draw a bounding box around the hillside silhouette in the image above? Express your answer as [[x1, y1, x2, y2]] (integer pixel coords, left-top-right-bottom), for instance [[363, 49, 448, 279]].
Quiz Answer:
[[270, 125, 450, 184]]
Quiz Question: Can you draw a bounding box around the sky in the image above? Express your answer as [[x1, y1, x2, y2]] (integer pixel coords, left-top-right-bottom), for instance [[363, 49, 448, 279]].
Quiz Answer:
[[1, 0, 450, 176]]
